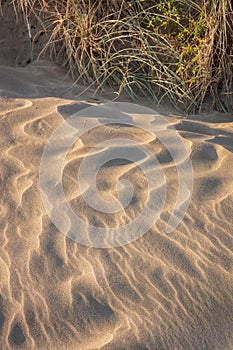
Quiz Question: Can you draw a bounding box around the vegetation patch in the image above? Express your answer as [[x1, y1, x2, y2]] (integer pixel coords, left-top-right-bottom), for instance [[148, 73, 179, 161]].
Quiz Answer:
[[1, 0, 233, 113]]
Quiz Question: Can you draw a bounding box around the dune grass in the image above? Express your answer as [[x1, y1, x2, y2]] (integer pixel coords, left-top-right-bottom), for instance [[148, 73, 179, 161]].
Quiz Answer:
[[1, 0, 233, 113]]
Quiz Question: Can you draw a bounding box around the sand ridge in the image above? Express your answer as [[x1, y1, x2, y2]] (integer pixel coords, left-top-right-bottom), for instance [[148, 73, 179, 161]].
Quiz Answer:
[[0, 60, 233, 349]]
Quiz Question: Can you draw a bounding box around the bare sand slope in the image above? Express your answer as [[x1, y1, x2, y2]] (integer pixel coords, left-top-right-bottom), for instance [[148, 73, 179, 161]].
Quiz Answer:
[[0, 60, 233, 350]]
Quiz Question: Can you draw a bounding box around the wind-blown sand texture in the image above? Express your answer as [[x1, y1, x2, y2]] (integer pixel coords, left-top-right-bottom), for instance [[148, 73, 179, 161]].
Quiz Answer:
[[0, 56, 233, 350]]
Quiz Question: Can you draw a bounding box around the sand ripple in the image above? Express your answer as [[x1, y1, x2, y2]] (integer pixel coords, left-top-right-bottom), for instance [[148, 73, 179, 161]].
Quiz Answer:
[[0, 62, 233, 349]]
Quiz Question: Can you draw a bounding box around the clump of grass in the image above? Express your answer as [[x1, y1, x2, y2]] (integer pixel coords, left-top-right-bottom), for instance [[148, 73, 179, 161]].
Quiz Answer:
[[196, 0, 233, 111], [1, 0, 233, 113], [33, 0, 191, 107]]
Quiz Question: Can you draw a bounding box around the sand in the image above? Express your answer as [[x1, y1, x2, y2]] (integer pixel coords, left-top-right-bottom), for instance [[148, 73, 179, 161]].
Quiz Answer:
[[0, 18, 233, 350]]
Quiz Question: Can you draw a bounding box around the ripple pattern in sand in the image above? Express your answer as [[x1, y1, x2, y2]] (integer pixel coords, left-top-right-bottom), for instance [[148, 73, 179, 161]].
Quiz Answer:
[[0, 95, 233, 350]]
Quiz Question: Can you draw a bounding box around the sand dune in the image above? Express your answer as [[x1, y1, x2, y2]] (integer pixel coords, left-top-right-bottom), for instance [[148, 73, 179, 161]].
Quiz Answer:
[[0, 59, 233, 350]]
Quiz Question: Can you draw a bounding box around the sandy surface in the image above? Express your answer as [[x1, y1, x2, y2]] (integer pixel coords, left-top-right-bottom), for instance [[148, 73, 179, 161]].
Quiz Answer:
[[0, 43, 233, 350]]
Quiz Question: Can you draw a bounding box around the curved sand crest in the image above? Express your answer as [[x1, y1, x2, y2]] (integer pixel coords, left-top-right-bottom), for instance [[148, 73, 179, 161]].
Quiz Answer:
[[0, 60, 233, 349]]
